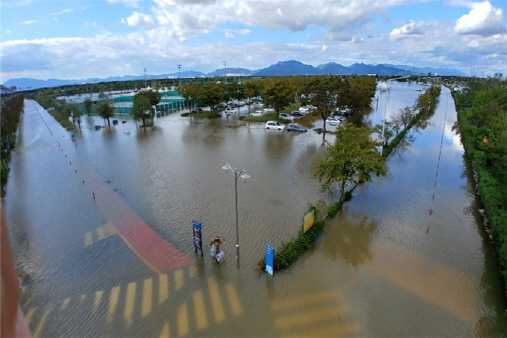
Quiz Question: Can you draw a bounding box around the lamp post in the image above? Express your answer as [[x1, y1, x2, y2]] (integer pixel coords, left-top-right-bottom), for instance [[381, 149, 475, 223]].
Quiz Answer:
[[222, 162, 250, 268]]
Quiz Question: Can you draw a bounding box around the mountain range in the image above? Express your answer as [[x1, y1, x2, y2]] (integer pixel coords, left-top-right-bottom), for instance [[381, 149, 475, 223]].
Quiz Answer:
[[3, 60, 465, 90]]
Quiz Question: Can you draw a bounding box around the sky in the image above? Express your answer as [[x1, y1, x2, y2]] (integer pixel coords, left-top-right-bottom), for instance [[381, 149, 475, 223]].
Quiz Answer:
[[1, 0, 506, 82]]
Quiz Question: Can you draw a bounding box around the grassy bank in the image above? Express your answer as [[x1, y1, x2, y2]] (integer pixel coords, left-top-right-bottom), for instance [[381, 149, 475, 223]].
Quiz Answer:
[[452, 81, 507, 296]]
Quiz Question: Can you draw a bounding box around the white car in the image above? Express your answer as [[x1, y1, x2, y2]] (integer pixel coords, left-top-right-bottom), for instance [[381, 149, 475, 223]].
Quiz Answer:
[[224, 107, 235, 115], [279, 113, 294, 121], [265, 121, 284, 130], [326, 116, 342, 126]]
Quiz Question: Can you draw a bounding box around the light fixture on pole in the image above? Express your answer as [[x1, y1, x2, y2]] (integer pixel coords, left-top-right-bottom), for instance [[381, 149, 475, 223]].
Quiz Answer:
[[222, 162, 250, 268], [177, 64, 182, 87]]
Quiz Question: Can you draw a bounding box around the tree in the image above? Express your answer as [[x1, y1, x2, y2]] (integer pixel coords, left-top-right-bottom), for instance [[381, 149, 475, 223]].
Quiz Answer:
[[341, 76, 376, 117], [243, 80, 261, 113], [83, 98, 93, 116], [304, 75, 342, 138], [96, 101, 114, 126], [132, 95, 152, 127], [372, 120, 396, 147], [261, 77, 294, 119], [393, 106, 415, 130], [135, 90, 161, 106], [178, 83, 199, 110], [197, 82, 223, 115], [317, 124, 386, 198]]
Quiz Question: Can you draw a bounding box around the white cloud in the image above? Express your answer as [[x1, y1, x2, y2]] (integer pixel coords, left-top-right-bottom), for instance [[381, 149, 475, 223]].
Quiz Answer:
[[455, 1, 505, 36], [21, 20, 36, 25], [225, 32, 236, 39], [107, 0, 142, 7], [390, 20, 426, 40], [52, 8, 72, 16], [124, 12, 155, 28]]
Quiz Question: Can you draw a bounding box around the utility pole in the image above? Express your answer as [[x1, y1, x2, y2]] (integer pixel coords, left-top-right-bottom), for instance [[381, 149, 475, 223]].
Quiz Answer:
[[177, 64, 182, 87], [144, 68, 147, 89], [223, 61, 227, 84]]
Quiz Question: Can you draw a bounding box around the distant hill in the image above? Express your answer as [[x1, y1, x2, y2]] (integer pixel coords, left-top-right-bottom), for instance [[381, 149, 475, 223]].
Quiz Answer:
[[255, 60, 321, 76], [3, 60, 466, 90]]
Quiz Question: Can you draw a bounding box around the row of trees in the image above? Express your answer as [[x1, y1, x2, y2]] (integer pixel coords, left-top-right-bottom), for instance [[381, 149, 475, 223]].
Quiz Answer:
[[1, 94, 24, 197], [179, 75, 376, 134], [454, 79, 507, 294]]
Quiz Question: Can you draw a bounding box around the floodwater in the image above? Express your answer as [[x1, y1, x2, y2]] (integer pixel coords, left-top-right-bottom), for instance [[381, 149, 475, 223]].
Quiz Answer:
[[4, 82, 506, 337]]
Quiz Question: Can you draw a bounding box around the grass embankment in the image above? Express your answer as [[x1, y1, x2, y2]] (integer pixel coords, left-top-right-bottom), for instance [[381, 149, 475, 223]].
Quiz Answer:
[[1, 94, 24, 197], [452, 83, 507, 296]]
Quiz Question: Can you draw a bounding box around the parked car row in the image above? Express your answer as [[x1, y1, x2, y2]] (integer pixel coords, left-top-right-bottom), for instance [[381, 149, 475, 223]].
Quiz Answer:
[[266, 121, 307, 132]]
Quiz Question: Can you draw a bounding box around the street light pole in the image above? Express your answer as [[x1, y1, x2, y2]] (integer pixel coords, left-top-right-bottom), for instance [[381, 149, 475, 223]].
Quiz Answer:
[[222, 162, 250, 268]]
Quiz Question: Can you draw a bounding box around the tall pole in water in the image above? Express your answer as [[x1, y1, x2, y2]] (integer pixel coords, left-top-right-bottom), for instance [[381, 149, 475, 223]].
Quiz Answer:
[[177, 64, 182, 87], [223, 61, 227, 84]]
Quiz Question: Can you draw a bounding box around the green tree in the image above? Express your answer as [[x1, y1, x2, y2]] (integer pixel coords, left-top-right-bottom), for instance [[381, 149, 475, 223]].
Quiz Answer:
[[394, 106, 415, 130], [342, 76, 376, 117], [372, 120, 396, 147], [178, 83, 199, 110], [197, 82, 223, 115], [243, 80, 261, 113], [261, 77, 294, 119], [96, 101, 114, 126], [304, 75, 342, 137], [83, 97, 93, 116], [317, 124, 386, 197], [132, 95, 152, 127]]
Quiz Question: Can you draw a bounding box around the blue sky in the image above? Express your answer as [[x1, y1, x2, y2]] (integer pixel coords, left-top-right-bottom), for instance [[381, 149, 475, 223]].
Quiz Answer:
[[1, 0, 506, 82]]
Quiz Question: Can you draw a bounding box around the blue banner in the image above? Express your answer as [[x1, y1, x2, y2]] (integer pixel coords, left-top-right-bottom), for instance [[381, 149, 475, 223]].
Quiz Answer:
[[192, 220, 203, 256], [266, 244, 274, 276]]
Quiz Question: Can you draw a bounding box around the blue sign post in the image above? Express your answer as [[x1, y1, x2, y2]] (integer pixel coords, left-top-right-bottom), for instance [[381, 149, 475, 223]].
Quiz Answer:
[[192, 220, 203, 257], [266, 244, 274, 276]]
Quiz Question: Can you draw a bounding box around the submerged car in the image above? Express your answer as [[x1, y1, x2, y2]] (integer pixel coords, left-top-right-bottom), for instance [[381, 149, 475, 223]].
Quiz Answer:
[[265, 121, 284, 130], [279, 113, 294, 121], [326, 116, 342, 126], [286, 123, 307, 132], [291, 110, 306, 117]]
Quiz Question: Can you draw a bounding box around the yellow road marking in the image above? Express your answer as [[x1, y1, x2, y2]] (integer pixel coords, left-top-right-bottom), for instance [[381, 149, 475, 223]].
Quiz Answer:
[[159, 274, 168, 304], [366, 244, 476, 322], [159, 321, 170, 338], [192, 289, 208, 330], [23, 294, 34, 308], [60, 298, 70, 310], [33, 307, 51, 338], [275, 306, 351, 328], [271, 289, 342, 311], [225, 284, 243, 316], [294, 322, 362, 337], [84, 231, 93, 246], [80, 294, 86, 301], [189, 266, 197, 279], [177, 303, 189, 336], [96, 225, 106, 240], [142, 278, 153, 318], [107, 286, 120, 323], [25, 307, 36, 325], [174, 270, 184, 291], [124, 282, 136, 328], [93, 290, 104, 314], [207, 277, 225, 323]]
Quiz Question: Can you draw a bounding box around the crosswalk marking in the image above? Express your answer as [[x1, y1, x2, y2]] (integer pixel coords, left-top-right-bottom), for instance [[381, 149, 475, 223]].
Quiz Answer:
[[23, 294, 34, 308], [271, 289, 342, 311], [96, 225, 106, 240], [80, 294, 86, 301], [33, 307, 51, 338], [84, 231, 93, 246], [124, 282, 136, 328], [159, 274, 168, 304], [275, 306, 351, 328], [207, 277, 225, 323], [25, 307, 36, 325], [174, 270, 183, 291], [107, 286, 120, 323], [225, 284, 243, 317], [159, 321, 170, 338], [142, 278, 153, 318], [93, 290, 104, 314], [60, 298, 70, 311], [192, 290, 208, 330], [177, 303, 189, 336], [189, 266, 197, 279], [295, 322, 362, 337]]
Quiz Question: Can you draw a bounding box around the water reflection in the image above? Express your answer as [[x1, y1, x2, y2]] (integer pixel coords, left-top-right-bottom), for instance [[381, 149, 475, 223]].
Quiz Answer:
[[323, 209, 378, 267]]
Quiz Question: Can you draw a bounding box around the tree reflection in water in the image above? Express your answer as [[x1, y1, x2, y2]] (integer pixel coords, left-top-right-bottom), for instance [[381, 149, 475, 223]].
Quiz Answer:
[[322, 210, 378, 267]]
